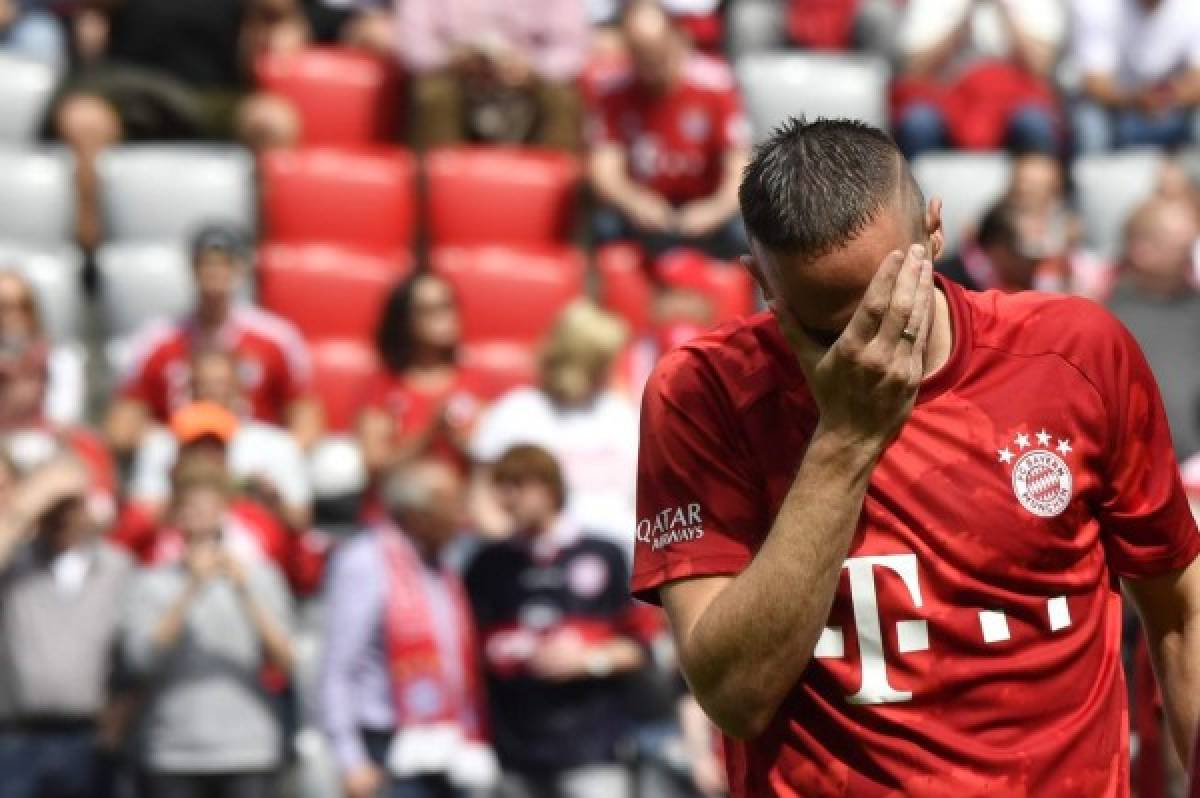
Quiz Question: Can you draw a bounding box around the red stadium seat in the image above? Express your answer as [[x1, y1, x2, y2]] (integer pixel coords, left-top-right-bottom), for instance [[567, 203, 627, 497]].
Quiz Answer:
[[460, 341, 538, 401], [258, 244, 412, 344], [425, 148, 580, 246], [254, 48, 400, 146], [597, 243, 654, 335], [431, 245, 586, 345], [310, 339, 381, 432], [260, 148, 416, 251]]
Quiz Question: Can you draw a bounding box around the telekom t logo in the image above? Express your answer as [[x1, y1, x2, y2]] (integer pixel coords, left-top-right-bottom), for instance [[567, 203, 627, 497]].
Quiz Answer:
[[813, 553, 1074, 705], [813, 554, 927, 705]]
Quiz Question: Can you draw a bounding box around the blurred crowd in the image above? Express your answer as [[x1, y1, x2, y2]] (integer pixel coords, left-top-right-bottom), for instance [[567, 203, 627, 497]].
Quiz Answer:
[[1, 0, 1200, 797]]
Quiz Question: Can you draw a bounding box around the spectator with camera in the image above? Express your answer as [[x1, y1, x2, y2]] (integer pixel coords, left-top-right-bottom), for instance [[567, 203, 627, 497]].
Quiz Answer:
[[0, 454, 132, 798], [120, 457, 295, 798]]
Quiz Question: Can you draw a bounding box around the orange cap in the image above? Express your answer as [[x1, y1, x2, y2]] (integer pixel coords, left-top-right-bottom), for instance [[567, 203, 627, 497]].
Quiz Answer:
[[169, 401, 238, 445]]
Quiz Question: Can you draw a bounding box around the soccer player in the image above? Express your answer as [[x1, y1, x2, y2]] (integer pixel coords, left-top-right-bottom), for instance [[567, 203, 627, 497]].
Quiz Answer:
[[632, 117, 1200, 796]]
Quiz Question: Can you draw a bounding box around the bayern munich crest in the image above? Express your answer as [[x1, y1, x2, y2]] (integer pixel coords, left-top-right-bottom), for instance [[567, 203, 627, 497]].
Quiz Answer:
[[997, 429, 1074, 518]]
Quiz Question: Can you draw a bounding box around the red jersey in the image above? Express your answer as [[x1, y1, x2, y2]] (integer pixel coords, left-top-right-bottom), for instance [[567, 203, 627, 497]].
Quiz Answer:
[[590, 54, 750, 205], [121, 305, 311, 424], [632, 277, 1200, 797], [363, 368, 483, 462]]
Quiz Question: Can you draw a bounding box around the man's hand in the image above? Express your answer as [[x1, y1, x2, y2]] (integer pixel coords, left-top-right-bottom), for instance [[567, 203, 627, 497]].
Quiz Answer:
[[342, 764, 383, 798], [772, 244, 935, 451], [627, 192, 677, 233], [528, 630, 590, 681], [677, 198, 730, 238], [185, 540, 223, 586]]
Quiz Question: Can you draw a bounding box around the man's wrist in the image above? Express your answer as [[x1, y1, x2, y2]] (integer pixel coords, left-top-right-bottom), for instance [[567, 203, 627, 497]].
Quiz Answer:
[[807, 425, 885, 479]]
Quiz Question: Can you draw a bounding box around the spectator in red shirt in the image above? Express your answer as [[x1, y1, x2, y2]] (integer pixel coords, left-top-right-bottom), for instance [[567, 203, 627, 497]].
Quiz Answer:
[[105, 224, 320, 460], [357, 273, 483, 482], [588, 0, 751, 265]]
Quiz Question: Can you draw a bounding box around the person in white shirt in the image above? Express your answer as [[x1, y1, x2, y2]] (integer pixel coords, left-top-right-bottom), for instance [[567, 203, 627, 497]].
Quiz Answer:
[[130, 348, 312, 530], [893, 0, 1066, 157], [1070, 0, 1200, 153], [470, 301, 639, 559]]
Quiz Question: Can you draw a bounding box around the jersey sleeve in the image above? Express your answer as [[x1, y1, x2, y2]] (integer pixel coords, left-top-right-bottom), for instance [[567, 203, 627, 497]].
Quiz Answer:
[[632, 349, 762, 604], [1092, 310, 1200, 579], [715, 85, 751, 152]]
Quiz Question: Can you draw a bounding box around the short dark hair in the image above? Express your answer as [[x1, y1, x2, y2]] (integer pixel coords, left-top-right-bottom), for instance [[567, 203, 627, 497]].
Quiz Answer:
[[975, 200, 1021, 253], [739, 117, 923, 260]]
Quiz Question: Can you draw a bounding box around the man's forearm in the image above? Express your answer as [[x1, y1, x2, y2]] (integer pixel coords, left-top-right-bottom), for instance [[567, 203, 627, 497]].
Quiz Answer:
[[1145, 611, 1200, 763], [678, 429, 879, 738]]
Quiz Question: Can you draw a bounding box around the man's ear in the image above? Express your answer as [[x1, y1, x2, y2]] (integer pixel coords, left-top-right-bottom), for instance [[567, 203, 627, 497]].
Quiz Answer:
[[740, 253, 774, 300], [926, 197, 946, 261]]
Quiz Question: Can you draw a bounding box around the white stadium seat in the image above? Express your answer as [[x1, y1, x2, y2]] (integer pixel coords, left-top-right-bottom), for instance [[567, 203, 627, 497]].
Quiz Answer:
[[95, 240, 194, 340], [727, 0, 785, 59], [1072, 150, 1163, 260], [97, 145, 255, 243], [0, 148, 74, 245], [0, 242, 85, 342], [735, 52, 890, 140], [912, 153, 1013, 253], [0, 54, 57, 144]]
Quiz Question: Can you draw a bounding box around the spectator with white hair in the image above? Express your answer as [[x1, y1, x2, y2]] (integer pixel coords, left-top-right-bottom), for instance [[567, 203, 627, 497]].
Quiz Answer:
[[319, 458, 496, 798]]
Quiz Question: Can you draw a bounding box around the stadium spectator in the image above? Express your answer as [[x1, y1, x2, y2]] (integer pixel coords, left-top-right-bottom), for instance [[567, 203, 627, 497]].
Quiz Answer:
[[1070, 0, 1200, 153], [357, 273, 483, 482], [588, 0, 751, 264], [0, 270, 86, 426], [105, 224, 319, 460], [1002, 152, 1115, 298], [0, 0, 66, 69], [51, 0, 306, 246], [785, 0, 900, 53], [319, 458, 496, 798], [465, 445, 643, 798], [892, 0, 1066, 158], [395, 0, 589, 150], [0, 455, 132, 798], [470, 301, 637, 554], [131, 350, 312, 530], [937, 199, 1069, 292], [1107, 197, 1200, 459], [121, 458, 294, 798]]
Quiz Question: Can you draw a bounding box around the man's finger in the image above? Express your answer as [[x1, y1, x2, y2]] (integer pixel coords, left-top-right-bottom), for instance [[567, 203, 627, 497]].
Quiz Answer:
[[876, 244, 926, 346], [907, 260, 936, 384], [843, 249, 907, 345]]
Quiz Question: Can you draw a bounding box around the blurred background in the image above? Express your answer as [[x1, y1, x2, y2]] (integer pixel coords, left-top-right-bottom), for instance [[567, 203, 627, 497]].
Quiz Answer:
[[0, 0, 1199, 796]]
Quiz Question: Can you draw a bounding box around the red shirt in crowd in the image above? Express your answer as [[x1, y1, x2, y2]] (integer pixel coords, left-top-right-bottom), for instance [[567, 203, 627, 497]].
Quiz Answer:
[[120, 305, 311, 424], [363, 368, 484, 465], [632, 276, 1200, 797], [590, 53, 750, 205]]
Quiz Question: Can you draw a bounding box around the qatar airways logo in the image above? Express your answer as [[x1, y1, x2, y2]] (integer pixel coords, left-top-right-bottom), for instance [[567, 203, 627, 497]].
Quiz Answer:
[[637, 503, 704, 551]]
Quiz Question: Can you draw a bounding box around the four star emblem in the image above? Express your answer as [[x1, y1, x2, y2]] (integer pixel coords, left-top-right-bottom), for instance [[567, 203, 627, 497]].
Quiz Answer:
[[997, 428, 1073, 463]]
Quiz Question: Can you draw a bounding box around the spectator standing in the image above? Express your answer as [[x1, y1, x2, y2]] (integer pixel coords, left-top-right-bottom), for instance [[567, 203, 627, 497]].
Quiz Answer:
[[131, 349, 313, 530], [358, 273, 483, 481], [1107, 197, 1200, 459], [589, 0, 750, 264], [319, 459, 496, 798], [892, 0, 1066, 158], [465, 445, 645, 798], [1071, 0, 1200, 153], [0, 0, 66, 69], [0, 270, 86, 426], [121, 458, 294, 798], [397, 0, 590, 150], [470, 301, 638, 555], [0, 455, 133, 798], [106, 224, 319, 459]]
